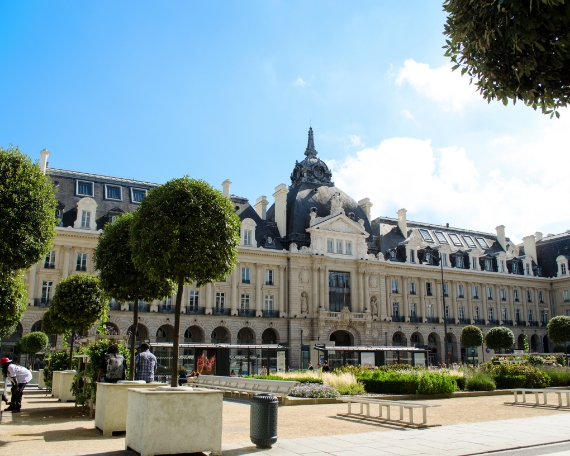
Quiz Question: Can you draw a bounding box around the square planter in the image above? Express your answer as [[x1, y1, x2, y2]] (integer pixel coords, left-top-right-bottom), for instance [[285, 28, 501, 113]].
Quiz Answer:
[[51, 371, 63, 398], [39, 369, 46, 389], [59, 370, 77, 402], [125, 386, 223, 456], [95, 381, 161, 436]]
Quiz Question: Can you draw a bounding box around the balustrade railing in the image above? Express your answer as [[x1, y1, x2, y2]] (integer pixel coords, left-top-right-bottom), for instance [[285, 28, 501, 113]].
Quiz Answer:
[[33, 298, 51, 307], [186, 306, 205, 315], [237, 308, 256, 317], [502, 320, 514, 326], [262, 310, 280, 318], [474, 318, 486, 325], [129, 303, 150, 312], [391, 316, 405, 322], [212, 307, 231, 316], [427, 317, 439, 323], [409, 316, 423, 323]]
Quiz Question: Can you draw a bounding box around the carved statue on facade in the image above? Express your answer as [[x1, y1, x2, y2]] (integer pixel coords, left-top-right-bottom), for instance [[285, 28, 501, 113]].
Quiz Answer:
[[330, 191, 343, 215], [300, 293, 308, 314], [370, 296, 378, 316]]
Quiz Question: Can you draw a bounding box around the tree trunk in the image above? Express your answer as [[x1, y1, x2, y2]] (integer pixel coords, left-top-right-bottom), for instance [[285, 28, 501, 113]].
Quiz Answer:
[[130, 294, 139, 381], [68, 331, 75, 370], [170, 278, 184, 387]]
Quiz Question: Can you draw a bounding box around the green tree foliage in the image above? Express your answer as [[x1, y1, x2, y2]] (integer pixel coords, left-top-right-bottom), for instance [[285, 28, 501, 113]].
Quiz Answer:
[[461, 325, 484, 365], [94, 212, 173, 379], [485, 326, 515, 352], [131, 177, 240, 386], [0, 269, 27, 338], [547, 316, 570, 357], [42, 308, 69, 347], [43, 349, 75, 388], [0, 145, 57, 271], [443, 0, 570, 117], [51, 274, 109, 367], [19, 331, 49, 358]]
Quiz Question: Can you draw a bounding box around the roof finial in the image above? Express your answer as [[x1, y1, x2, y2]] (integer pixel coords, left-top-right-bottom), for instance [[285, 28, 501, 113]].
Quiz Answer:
[[305, 127, 317, 158]]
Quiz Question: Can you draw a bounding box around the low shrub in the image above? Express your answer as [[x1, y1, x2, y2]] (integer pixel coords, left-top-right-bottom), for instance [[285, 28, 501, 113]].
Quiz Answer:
[[455, 376, 466, 391], [541, 368, 570, 386], [332, 365, 374, 376], [375, 364, 420, 371], [246, 375, 323, 384], [290, 383, 340, 398], [43, 350, 75, 388], [494, 375, 526, 389], [480, 362, 551, 389], [465, 372, 496, 391], [357, 370, 419, 394], [552, 345, 566, 353], [416, 373, 456, 396], [335, 382, 367, 396], [528, 355, 545, 366]]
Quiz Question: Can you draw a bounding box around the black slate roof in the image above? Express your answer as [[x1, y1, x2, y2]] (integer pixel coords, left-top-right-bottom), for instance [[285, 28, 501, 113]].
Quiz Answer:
[[534, 232, 570, 278], [231, 195, 284, 250]]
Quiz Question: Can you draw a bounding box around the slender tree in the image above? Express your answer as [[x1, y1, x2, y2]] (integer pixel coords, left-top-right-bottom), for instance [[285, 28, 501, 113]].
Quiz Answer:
[[51, 274, 108, 368], [0, 269, 27, 338], [0, 145, 57, 272], [443, 0, 570, 117], [485, 326, 515, 354], [461, 325, 484, 365], [130, 177, 240, 387], [94, 212, 174, 380], [547, 316, 570, 364]]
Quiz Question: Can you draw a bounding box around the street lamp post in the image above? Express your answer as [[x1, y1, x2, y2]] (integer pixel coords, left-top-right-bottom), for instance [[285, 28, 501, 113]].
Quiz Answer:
[[441, 256, 449, 366]]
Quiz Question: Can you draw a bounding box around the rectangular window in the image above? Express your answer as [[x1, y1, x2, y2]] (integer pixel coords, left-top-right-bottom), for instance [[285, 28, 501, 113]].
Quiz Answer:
[[264, 295, 274, 311], [443, 283, 449, 297], [476, 237, 489, 249], [500, 260, 505, 272], [526, 264, 531, 275], [539, 291, 544, 303], [472, 257, 478, 270], [419, 229, 434, 242], [131, 188, 147, 203], [563, 290, 569, 302], [456, 256, 464, 268], [472, 285, 479, 299], [459, 307, 465, 320], [327, 239, 334, 253], [329, 271, 351, 312], [528, 309, 534, 322], [516, 309, 521, 322], [391, 279, 399, 293], [240, 294, 250, 310], [484, 259, 492, 271], [514, 289, 520, 301], [336, 240, 343, 254], [445, 305, 450, 319], [241, 267, 250, 283], [265, 269, 274, 285], [164, 296, 172, 306], [562, 264, 567, 275], [488, 307, 494, 320], [501, 308, 508, 320], [512, 262, 519, 274], [76, 253, 87, 271], [188, 290, 199, 308], [105, 185, 122, 200], [44, 250, 56, 269], [463, 235, 476, 248], [540, 309, 548, 323], [392, 302, 399, 318], [409, 249, 415, 263], [410, 303, 417, 317], [80, 210, 91, 228], [409, 281, 416, 295], [77, 181, 93, 196], [474, 306, 480, 319], [434, 231, 448, 244], [441, 253, 448, 267], [427, 304, 433, 318], [527, 290, 532, 302], [565, 309, 570, 316], [244, 230, 252, 246], [449, 233, 463, 246], [41, 281, 53, 303], [500, 288, 506, 301], [458, 284, 464, 298], [426, 282, 433, 296], [345, 241, 352, 255], [215, 292, 225, 309], [486, 287, 493, 300]]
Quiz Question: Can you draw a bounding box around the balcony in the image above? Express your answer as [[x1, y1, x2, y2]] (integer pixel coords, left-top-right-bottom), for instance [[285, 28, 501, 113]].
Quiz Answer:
[[129, 303, 150, 312], [158, 305, 175, 313], [76, 266, 87, 272], [458, 318, 470, 325], [427, 292, 433, 297], [502, 320, 514, 326], [108, 301, 121, 311], [33, 298, 51, 307], [409, 316, 423, 323], [488, 319, 500, 326], [458, 295, 465, 299], [474, 318, 486, 325], [241, 280, 250, 284], [186, 306, 205, 315], [392, 315, 405, 322], [529, 321, 539, 327], [516, 320, 527, 327], [444, 318, 456, 324], [262, 310, 280, 318], [541, 321, 548, 327], [43, 263, 55, 269], [427, 317, 439, 324], [213, 307, 231, 316], [237, 308, 256, 317]]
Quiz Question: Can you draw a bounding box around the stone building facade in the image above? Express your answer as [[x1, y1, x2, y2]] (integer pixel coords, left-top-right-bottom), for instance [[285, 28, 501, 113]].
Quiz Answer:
[[9, 129, 570, 367]]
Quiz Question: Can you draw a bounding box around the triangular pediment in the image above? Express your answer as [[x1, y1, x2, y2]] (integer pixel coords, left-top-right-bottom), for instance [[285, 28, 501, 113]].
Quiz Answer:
[[306, 213, 367, 236]]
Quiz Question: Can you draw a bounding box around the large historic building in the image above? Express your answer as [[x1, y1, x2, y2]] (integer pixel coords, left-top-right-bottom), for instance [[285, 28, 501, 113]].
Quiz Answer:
[[7, 129, 570, 367]]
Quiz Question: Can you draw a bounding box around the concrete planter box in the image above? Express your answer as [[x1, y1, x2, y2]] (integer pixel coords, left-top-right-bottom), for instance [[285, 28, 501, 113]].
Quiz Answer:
[[31, 370, 40, 384], [59, 370, 77, 402], [95, 381, 162, 436], [125, 387, 223, 456], [39, 369, 46, 389], [52, 371, 63, 398]]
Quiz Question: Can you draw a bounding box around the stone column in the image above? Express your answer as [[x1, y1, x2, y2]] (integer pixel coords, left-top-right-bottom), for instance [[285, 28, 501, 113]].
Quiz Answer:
[[402, 276, 409, 320], [357, 267, 364, 313], [451, 280, 457, 320], [62, 245, 72, 278], [363, 270, 370, 312], [324, 266, 330, 311], [435, 279, 441, 319], [379, 273, 388, 321], [466, 282, 473, 322], [27, 265, 37, 303], [230, 266, 238, 315], [205, 283, 213, 314], [482, 283, 488, 322], [508, 285, 514, 323], [419, 278, 425, 321], [319, 267, 325, 311], [256, 263, 263, 317], [312, 266, 318, 316], [279, 265, 286, 317]]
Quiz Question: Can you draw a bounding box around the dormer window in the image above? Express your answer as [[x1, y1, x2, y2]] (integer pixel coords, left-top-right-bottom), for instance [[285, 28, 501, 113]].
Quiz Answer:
[[484, 259, 492, 271], [472, 257, 478, 270], [80, 210, 91, 228], [419, 229, 434, 242], [409, 249, 415, 263], [77, 181, 93, 197], [562, 264, 567, 275], [131, 188, 147, 203], [512, 262, 519, 274], [476, 237, 489, 249], [449, 233, 463, 246], [456, 256, 464, 268], [105, 185, 122, 200], [463, 235, 476, 248], [425, 252, 432, 264], [244, 230, 252, 246], [434, 231, 448, 244], [500, 260, 506, 272]]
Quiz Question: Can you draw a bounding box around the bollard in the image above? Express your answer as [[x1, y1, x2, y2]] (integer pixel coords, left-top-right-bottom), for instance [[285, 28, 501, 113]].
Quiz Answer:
[[250, 394, 278, 449]]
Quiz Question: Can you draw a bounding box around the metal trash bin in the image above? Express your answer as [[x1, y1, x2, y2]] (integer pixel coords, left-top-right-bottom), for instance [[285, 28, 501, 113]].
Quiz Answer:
[[250, 393, 278, 448]]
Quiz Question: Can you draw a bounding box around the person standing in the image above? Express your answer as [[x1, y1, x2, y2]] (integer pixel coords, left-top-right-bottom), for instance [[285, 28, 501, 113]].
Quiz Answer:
[[322, 361, 330, 372], [1, 358, 32, 413], [97, 345, 126, 383], [135, 343, 157, 383]]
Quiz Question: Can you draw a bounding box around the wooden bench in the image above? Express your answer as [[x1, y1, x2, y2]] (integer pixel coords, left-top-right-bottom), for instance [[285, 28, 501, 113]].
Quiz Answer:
[[192, 376, 298, 402], [337, 397, 440, 427], [510, 388, 570, 407]]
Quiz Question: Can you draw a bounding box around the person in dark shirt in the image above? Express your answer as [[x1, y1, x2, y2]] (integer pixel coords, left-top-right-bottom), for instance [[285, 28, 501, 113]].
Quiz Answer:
[[97, 345, 126, 383]]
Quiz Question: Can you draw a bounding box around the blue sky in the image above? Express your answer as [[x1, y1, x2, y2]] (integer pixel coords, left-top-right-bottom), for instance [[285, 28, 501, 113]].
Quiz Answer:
[[1, 1, 568, 242]]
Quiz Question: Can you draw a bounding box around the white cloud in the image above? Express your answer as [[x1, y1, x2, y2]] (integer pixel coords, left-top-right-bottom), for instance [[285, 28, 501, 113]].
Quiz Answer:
[[294, 77, 307, 87], [396, 59, 480, 111], [327, 122, 570, 242], [400, 109, 414, 120], [349, 135, 363, 147]]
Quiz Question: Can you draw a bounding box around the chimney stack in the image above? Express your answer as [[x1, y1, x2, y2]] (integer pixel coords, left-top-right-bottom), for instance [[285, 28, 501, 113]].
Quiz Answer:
[[397, 208, 408, 237], [535, 231, 543, 242], [254, 196, 269, 220], [273, 184, 288, 238], [496, 225, 507, 251], [358, 198, 373, 220], [523, 235, 537, 262], [40, 149, 50, 174], [222, 179, 231, 198]]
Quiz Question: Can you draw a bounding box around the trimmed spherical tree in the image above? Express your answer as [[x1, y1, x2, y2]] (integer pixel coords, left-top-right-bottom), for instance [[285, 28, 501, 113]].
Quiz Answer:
[[461, 325, 484, 365], [94, 212, 174, 379], [130, 177, 240, 387], [443, 0, 570, 117], [547, 316, 570, 362], [19, 331, 49, 362], [0, 145, 57, 272], [0, 269, 27, 338], [485, 326, 515, 354], [51, 274, 109, 368]]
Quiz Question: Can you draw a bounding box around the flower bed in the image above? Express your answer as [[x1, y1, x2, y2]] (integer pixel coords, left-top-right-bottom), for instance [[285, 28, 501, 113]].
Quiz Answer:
[[290, 383, 340, 398]]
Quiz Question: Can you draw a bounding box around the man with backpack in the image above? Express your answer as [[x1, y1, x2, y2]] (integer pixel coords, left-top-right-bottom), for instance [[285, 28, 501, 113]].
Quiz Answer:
[[97, 345, 126, 383]]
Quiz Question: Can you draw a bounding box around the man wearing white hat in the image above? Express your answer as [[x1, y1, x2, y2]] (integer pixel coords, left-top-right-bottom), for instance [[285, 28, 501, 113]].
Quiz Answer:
[[1, 357, 32, 413]]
